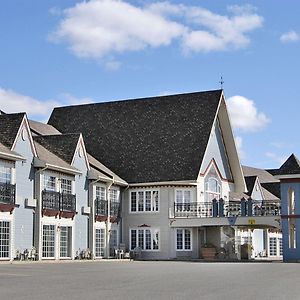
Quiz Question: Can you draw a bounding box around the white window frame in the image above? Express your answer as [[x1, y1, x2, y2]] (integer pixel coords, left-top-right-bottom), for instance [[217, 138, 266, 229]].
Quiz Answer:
[[0, 221, 10, 259], [129, 189, 160, 213], [95, 184, 106, 201], [129, 228, 160, 251], [176, 228, 192, 251]]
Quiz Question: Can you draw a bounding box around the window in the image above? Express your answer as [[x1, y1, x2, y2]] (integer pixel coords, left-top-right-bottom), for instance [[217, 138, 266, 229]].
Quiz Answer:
[[96, 186, 106, 201], [279, 238, 283, 256], [0, 221, 10, 258], [130, 190, 159, 213], [42, 225, 55, 258], [205, 177, 221, 201], [44, 175, 56, 191], [269, 237, 277, 256], [109, 189, 119, 202], [176, 229, 192, 251], [288, 188, 295, 215], [289, 222, 297, 249], [0, 166, 11, 184], [60, 226, 72, 258], [175, 190, 191, 211], [61, 179, 72, 194], [109, 229, 118, 256], [95, 228, 105, 257], [130, 229, 160, 251]]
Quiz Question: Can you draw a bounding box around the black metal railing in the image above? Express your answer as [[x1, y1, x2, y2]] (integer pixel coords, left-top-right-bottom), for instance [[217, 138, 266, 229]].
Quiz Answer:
[[42, 190, 76, 212], [60, 192, 76, 212], [0, 182, 16, 205], [110, 201, 120, 217], [95, 198, 107, 216], [174, 199, 281, 218], [94, 198, 120, 218]]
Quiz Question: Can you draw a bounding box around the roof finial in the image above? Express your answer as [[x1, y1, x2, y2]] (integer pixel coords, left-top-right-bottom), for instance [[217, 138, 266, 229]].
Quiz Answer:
[[219, 76, 224, 89]]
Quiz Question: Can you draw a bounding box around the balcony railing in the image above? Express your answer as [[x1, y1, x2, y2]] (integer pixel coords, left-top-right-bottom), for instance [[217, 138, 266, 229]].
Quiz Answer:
[[110, 201, 120, 217], [95, 198, 120, 218], [174, 199, 281, 218], [61, 193, 76, 212], [42, 190, 76, 212], [0, 182, 16, 205], [95, 198, 107, 216]]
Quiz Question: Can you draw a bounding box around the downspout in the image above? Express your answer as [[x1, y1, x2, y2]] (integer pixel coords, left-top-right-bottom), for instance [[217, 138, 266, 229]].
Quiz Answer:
[[35, 165, 49, 261], [106, 176, 114, 258], [89, 176, 105, 260]]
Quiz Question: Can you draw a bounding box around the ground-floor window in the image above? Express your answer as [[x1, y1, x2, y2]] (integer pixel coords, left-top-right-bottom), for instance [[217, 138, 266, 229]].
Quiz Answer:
[[176, 229, 192, 251], [269, 235, 283, 257], [269, 237, 277, 256], [60, 226, 72, 258], [42, 225, 55, 258], [95, 228, 105, 257], [0, 221, 10, 258], [289, 222, 296, 249], [130, 229, 160, 251]]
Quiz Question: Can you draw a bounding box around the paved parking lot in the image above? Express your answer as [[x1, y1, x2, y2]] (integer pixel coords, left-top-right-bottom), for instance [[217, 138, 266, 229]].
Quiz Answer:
[[0, 260, 299, 300]]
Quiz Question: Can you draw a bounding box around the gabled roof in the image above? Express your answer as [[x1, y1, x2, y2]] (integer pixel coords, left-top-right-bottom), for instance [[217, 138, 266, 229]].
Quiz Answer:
[[29, 120, 61, 136], [0, 141, 24, 161], [267, 154, 300, 176], [0, 113, 25, 149], [34, 141, 80, 174], [242, 165, 279, 183], [48, 89, 223, 183], [33, 134, 81, 165], [244, 176, 257, 196]]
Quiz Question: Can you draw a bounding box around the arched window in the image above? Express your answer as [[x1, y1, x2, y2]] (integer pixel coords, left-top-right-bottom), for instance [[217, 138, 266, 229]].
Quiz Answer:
[[205, 177, 221, 202], [288, 188, 295, 215]]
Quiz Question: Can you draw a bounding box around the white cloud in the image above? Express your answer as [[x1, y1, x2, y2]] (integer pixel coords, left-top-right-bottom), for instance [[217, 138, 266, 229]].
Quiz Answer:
[[104, 60, 122, 71], [227, 95, 270, 132], [50, 0, 185, 58], [280, 30, 299, 43], [49, 0, 263, 60], [0, 88, 94, 120]]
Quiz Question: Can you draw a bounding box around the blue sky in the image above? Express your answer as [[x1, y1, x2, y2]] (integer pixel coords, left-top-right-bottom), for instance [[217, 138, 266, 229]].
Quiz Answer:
[[0, 0, 299, 169]]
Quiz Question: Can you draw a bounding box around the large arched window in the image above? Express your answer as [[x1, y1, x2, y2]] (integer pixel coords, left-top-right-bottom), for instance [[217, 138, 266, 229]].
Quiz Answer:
[[205, 177, 221, 201], [204, 165, 221, 202], [288, 188, 295, 215]]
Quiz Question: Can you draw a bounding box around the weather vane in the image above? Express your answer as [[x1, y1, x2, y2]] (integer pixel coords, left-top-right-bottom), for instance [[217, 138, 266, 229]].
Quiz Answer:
[[219, 76, 224, 89]]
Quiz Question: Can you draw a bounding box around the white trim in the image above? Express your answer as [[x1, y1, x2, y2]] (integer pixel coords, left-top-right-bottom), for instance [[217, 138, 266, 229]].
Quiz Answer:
[[11, 115, 37, 157], [71, 134, 90, 171], [175, 228, 192, 251], [129, 228, 160, 251], [129, 188, 160, 214], [129, 180, 197, 187], [274, 174, 300, 180]]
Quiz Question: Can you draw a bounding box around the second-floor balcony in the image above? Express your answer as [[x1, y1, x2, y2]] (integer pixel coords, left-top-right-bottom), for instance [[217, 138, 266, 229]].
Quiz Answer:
[[0, 182, 16, 205], [174, 199, 281, 218], [95, 198, 120, 222], [42, 190, 76, 216]]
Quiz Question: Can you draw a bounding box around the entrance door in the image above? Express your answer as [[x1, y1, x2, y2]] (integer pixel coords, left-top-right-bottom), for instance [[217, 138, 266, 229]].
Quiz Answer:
[[0, 221, 10, 259]]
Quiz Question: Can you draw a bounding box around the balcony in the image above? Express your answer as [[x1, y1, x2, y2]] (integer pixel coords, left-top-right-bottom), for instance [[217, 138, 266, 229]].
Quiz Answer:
[[0, 182, 16, 213], [42, 190, 76, 218], [94, 198, 120, 223], [174, 199, 281, 218], [0, 182, 16, 205]]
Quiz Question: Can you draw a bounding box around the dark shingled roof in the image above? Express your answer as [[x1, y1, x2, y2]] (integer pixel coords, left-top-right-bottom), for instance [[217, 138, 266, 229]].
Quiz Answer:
[[48, 90, 222, 183], [33, 134, 80, 165], [0, 113, 25, 149], [267, 154, 300, 176], [244, 176, 257, 196], [261, 182, 281, 198]]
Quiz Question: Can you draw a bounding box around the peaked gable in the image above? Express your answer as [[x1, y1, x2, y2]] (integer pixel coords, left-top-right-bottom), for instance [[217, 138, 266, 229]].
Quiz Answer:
[[33, 133, 81, 165], [48, 90, 222, 183], [0, 113, 25, 149], [200, 118, 232, 180], [268, 153, 300, 176]]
